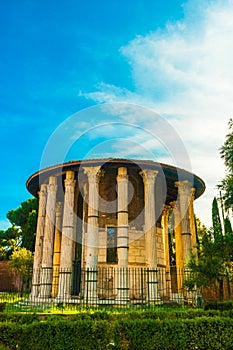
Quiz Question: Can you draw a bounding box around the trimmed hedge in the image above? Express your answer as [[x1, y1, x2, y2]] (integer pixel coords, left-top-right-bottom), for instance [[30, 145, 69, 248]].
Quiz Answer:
[[0, 320, 111, 350], [114, 317, 233, 349], [0, 317, 233, 350], [55, 308, 233, 321], [0, 308, 233, 323], [0, 313, 39, 324], [204, 301, 233, 311]]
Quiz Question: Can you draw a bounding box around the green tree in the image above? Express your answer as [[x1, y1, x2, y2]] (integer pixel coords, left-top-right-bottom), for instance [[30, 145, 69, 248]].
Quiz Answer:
[[185, 229, 227, 301], [212, 197, 223, 238], [7, 198, 38, 252], [8, 247, 34, 295], [224, 216, 233, 235], [0, 226, 20, 260], [195, 216, 208, 248], [185, 199, 233, 301], [219, 118, 233, 210]]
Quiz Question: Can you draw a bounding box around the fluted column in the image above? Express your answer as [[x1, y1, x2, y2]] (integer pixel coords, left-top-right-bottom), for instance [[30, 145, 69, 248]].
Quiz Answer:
[[51, 202, 63, 298], [140, 169, 159, 302], [175, 180, 192, 262], [57, 171, 76, 299], [172, 200, 183, 293], [162, 205, 172, 298], [39, 176, 57, 298], [117, 167, 129, 302], [83, 166, 102, 303], [117, 167, 129, 267], [81, 183, 88, 267], [190, 188, 197, 249], [83, 166, 102, 268], [140, 169, 158, 268], [31, 184, 47, 298]]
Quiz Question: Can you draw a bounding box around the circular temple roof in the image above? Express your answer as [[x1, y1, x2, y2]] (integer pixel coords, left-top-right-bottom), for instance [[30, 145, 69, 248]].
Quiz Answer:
[[26, 158, 205, 205]]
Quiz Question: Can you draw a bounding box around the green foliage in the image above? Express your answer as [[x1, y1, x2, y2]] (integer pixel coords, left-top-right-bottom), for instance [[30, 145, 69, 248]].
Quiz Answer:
[[8, 247, 34, 295], [0, 313, 39, 324], [0, 316, 233, 350], [219, 175, 233, 210], [224, 216, 233, 235], [6, 198, 38, 252], [204, 301, 233, 311], [2, 306, 233, 322], [0, 198, 38, 260], [9, 247, 33, 276], [220, 118, 233, 173], [185, 197, 233, 300], [0, 227, 20, 260], [114, 317, 233, 349], [195, 216, 208, 255], [219, 118, 233, 210], [212, 197, 223, 238], [185, 229, 233, 299], [0, 320, 111, 350]]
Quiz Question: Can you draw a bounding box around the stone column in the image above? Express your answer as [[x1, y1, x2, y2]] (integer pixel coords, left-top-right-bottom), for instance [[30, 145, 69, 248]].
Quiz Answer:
[[81, 183, 88, 267], [73, 185, 80, 256], [175, 181, 192, 262], [117, 167, 129, 302], [140, 169, 159, 302], [83, 166, 102, 303], [39, 176, 57, 299], [72, 185, 81, 297], [51, 202, 63, 298], [190, 188, 197, 249], [172, 200, 183, 294], [31, 184, 47, 298], [57, 171, 76, 299], [162, 205, 172, 299]]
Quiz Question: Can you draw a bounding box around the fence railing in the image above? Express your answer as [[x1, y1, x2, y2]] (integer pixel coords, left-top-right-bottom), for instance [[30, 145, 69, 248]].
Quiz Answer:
[[0, 266, 200, 310]]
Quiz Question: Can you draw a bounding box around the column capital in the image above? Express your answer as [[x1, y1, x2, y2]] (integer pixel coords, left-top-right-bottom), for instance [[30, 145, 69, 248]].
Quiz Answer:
[[64, 171, 76, 188], [47, 176, 57, 192], [83, 166, 104, 184], [140, 169, 158, 184], [175, 180, 192, 195], [39, 183, 47, 194], [117, 167, 128, 181]]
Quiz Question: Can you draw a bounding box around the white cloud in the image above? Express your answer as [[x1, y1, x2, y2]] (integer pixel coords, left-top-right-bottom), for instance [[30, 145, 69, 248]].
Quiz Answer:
[[81, 0, 233, 226]]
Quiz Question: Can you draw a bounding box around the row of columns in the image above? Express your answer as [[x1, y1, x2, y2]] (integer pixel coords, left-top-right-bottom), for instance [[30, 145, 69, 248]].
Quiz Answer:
[[31, 166, 196, 301]]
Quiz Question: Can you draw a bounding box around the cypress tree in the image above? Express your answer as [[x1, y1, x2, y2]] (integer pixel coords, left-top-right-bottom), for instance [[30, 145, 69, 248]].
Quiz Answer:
[[212, 197, 223, 239]]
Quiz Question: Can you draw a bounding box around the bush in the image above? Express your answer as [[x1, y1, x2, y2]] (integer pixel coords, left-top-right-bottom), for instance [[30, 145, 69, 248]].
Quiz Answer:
[[0, 315, 233, 349], [0, 304, 5, 313], [204, 301, 233, 311], [114, 317, 233, 350], [0, 313, 39, 324], [0, 319, 112, 350]]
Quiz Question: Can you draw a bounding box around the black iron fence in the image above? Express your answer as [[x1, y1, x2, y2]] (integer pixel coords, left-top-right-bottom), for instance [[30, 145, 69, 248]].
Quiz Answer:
[[0, 266, 200, 311]]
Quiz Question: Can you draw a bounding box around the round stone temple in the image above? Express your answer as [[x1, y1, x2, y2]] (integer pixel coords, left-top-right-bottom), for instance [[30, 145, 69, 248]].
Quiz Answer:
[[27, 158, 205, 304]]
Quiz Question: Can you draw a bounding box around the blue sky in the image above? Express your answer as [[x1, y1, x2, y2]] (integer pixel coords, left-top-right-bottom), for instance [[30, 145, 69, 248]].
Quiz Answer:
[[0, 0, 232, 229]]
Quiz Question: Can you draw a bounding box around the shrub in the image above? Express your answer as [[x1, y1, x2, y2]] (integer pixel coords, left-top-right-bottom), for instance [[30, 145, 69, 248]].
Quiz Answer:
[[0, 315, 233, 349], [114, 317, 233, 350], [0, 313, 39, 324], [204, 301, 233, 311], [0, 319, 112, 350]]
